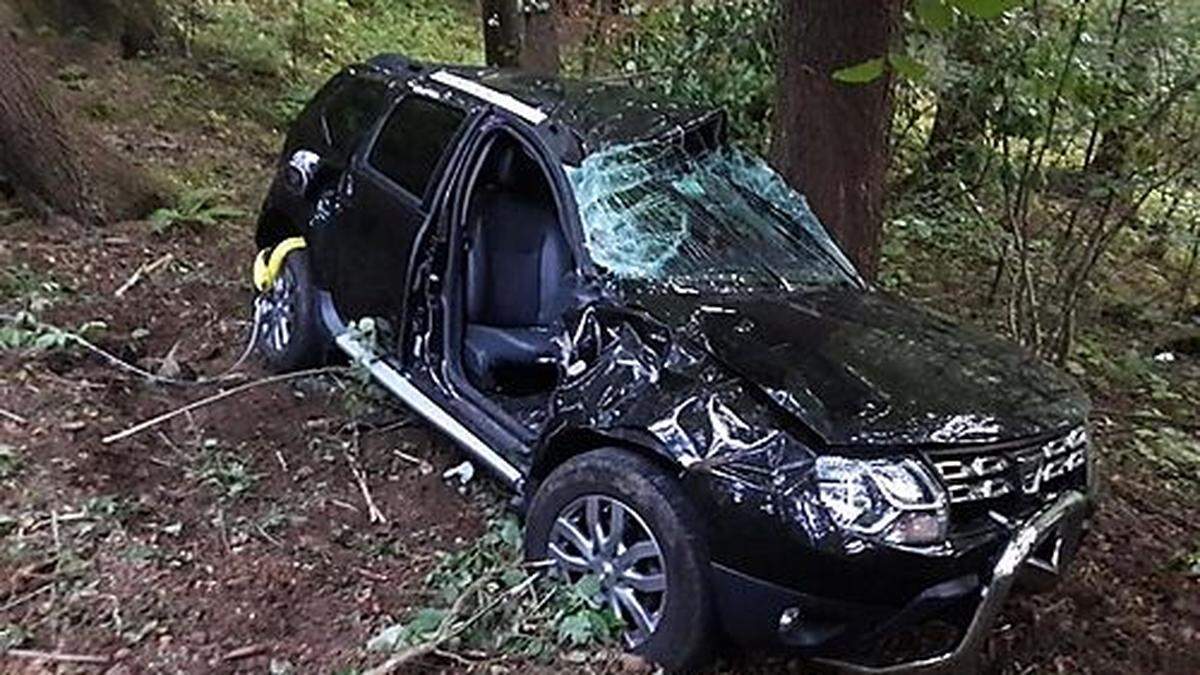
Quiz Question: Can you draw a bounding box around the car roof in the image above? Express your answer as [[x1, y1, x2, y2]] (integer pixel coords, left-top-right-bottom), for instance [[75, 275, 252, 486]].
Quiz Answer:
[[361, 53, 724, 161]]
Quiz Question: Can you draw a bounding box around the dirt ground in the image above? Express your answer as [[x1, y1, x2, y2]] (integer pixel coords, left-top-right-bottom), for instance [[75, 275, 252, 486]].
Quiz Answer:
[[2, 39, 1199, 675]]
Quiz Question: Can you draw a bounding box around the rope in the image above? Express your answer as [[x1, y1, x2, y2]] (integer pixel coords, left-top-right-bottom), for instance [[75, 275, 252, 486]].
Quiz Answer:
[[0, 296, 266, 387]]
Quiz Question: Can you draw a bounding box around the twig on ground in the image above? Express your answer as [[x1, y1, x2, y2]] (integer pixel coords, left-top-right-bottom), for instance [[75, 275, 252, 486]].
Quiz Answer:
[[355, 567, 389, 583], [392, 448, 433, 475], [348, 429, 388, 526], [432, 648, 477, 667], [28, 511, 89, 532], [215, 507, 232, 555], [101, 366, 344, 444], [114, 252, 174, 298], [0, 649, 111, 664], [0, 407, 28, 424], [221, 643, 268, 661], [363, 574, 541, 675], [0, 581, 53, 613], [362, 417, 413, 437]]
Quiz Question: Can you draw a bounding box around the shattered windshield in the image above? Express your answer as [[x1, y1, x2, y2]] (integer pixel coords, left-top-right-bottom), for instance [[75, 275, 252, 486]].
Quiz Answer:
[[567, 141, 863, 291]]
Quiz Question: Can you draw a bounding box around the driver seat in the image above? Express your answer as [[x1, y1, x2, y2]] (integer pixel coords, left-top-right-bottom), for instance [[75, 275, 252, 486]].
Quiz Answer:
[[463, 148, 571, 392]]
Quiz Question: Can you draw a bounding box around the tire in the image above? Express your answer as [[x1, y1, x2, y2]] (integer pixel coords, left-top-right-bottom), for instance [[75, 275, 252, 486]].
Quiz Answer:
[[256, 249, 324, 373], [524, 448, 716, 672]]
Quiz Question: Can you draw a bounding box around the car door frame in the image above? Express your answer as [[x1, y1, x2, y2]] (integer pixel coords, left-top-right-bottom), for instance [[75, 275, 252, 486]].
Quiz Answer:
[[330, 87, 480, 355], [427, 111, 595, 447]]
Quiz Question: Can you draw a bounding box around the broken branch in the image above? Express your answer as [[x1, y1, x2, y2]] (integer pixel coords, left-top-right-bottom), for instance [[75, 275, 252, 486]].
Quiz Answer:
[[101, 366, 344, 444], [1, 649, 112, 664], [114, 252, 174, 297], [0, 406, 28, 424]]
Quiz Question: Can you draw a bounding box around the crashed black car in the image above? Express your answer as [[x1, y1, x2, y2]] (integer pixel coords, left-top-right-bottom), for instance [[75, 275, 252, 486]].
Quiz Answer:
[[251, 54, 1095, 671]]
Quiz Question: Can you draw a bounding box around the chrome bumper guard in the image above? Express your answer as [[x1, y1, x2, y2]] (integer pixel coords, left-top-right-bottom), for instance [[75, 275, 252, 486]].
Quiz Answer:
[[819, 489, 1090, 674]]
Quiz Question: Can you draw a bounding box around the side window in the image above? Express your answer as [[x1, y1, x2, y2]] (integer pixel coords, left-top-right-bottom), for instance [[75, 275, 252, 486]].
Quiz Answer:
[[369, 96, 466, 199], [323, 78, 387, 151]]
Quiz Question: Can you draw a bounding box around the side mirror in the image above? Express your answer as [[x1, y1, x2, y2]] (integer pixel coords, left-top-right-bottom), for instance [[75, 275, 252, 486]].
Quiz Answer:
[[284, 149, 322, 197]]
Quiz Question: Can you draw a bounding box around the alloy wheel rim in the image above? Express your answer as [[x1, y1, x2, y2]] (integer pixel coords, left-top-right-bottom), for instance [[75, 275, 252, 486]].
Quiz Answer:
[[261, 267, 295, 353], [547, 494, 668, 647]]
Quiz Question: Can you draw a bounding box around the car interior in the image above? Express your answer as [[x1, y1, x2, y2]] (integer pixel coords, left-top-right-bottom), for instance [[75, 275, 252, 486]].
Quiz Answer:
[[458, 132, 574, 395]]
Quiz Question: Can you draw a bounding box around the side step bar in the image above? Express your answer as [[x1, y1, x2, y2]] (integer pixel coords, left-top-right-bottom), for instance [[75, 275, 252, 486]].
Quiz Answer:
[[336, 333, 524, 489]]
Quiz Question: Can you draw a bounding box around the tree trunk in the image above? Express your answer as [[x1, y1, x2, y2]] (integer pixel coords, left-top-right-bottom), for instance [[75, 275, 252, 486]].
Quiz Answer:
[[479, 0, 560, 75], [925, 83, 987, 175], [10, 0, 162, 56], [771, 0, 903, 281], [0, 31, 164, 226], [519, 1, 561, 75], [481, 0, 521, 67]]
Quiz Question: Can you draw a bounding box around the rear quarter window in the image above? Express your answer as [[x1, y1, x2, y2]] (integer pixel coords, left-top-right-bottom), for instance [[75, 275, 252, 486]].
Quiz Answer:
[[323, 78, 387, 150], [369, 96, 466, 199]]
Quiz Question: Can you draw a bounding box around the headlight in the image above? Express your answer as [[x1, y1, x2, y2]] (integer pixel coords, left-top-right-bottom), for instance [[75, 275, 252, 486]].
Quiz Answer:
[[815, 456, 948, 547]]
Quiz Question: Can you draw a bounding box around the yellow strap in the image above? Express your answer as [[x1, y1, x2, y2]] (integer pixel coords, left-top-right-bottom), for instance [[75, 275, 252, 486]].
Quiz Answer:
[[253, 236, 307, 291]]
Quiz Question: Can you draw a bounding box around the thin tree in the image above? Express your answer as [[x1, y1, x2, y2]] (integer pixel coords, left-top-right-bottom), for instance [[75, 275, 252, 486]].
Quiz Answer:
[[772, 0, 905, 281], [479, 0, 560, 75], [481, 0, 522, 68]]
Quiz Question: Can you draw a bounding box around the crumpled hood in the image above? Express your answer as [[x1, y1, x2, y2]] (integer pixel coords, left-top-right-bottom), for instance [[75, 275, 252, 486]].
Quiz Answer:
[[633, 288, 1089, 447]]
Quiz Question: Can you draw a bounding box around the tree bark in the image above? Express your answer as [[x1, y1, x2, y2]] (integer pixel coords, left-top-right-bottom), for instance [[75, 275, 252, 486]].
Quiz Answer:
[[481, 0, 521, 67], [10, 0, 162, 56], [479, 0, 560, 75], [0, 30, 164, 226], [519, 1, 561, 75], [771, 0, 904, 281]]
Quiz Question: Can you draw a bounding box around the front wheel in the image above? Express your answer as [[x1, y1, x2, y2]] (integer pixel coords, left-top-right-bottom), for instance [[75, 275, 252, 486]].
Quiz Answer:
[[256, 249, 324, 372], [524, 448, 716, 672]]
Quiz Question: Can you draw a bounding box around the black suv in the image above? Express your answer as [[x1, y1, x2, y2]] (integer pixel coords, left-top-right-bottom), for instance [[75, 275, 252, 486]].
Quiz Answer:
[[252, 55, 1095, 671]]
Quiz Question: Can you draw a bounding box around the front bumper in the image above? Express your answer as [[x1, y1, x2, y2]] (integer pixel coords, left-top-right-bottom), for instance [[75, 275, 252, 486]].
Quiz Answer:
[[712, 489, 1091, 672]]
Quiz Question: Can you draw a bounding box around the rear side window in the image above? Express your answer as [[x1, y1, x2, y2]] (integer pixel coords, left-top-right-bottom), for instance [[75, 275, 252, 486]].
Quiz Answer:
[[323, 78, 387, 150], [369, 96, 466, 198]]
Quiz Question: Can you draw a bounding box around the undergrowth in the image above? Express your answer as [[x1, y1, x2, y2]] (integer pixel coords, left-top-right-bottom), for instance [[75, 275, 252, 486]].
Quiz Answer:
[[367, 513, 621, 665]]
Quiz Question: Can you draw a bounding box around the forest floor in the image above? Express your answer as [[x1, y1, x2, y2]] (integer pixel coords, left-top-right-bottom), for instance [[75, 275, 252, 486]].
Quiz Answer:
[[2, 33, 1200, 675]]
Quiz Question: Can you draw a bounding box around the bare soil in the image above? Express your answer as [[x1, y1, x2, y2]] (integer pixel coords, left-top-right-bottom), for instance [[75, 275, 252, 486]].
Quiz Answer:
[[2, 38, 1199, 675]]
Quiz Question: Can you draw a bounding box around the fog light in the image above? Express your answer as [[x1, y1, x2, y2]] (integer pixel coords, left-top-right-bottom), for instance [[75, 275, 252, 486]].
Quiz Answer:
[[883, 510, 948, 545]]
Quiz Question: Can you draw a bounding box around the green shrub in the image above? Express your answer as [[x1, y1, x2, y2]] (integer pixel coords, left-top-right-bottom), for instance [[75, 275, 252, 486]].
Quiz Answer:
[[604, 0, 778, 150]]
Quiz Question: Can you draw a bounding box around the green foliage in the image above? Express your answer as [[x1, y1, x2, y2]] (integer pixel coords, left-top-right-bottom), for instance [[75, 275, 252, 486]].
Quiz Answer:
[[885, 0, 1200, 362], [0, 312, 104, 355], [916, 0, 955, 32], [150, 188, 247, 233], [1129, 427, 1200, 482], [952, 0, 1023, 20], [367, 515, 620, 661], [169, 0, 481, 82], [0, 445, 23, 480], [1, 265, 67, 313], [604, 0, 777, 150], [832, 57, 886, 84], [888, 53, 929, 81], [0, 623, 29, 650], [196, 444, 261, 501]]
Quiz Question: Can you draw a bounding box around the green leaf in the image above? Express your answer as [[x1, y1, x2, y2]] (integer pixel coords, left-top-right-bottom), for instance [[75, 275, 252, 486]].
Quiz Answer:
[[915, 0, 954, 30], [572, 575, 603, 602], [366, 624, 405, 652], [498, 517, 522, 549], [831, 57, 886, 84], [557, 612, 595, 645], [888, 53, 928, 81], [407, 607, 446, 638], [951, 0, 1022, 20]]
